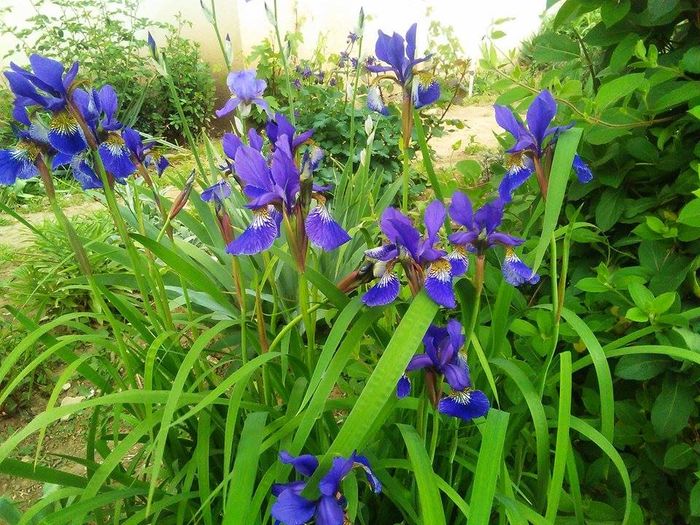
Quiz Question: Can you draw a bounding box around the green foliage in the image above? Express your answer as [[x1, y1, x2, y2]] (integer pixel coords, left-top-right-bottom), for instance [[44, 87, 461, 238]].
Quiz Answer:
[[7, 213, 118, 318], [482, 1, 700, 522], [0, 0, 214, 142]]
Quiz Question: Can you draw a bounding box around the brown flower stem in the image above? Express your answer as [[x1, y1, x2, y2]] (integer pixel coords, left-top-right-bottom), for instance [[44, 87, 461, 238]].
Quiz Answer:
[[532, 156, 548, 201]]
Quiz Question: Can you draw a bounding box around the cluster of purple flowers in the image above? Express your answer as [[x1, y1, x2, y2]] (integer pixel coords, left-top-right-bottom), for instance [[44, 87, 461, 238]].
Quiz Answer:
[[1, 55, 168, 190], [271, 451, 381, 525], [204, 74, 350, 263], [357, 193, 538, 309]]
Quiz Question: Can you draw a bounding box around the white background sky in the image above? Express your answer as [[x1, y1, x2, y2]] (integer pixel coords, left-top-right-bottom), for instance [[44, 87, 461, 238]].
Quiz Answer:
[[1, 0, 547, 72]]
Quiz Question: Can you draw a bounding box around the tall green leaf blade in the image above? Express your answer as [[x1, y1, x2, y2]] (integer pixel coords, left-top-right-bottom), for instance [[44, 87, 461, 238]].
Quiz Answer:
[[468, 409, 510, 525], [224, 412, 269, 524], [397, 424, 446, 525], [303, 293, 438, 495], [530, 128, 582, 273], [545, 352, 572, 522]]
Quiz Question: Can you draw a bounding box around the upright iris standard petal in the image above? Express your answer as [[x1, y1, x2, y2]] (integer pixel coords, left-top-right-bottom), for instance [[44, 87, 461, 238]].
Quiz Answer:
[[98, 133, 136, 181], [279, 451, 319, 477], [423, 258, 456, 308], [201, 179, 232, 203], [449, 191, 474, 228], [501, 247, 539, 286], [439, 389, 490, 421], [572, 153, 593, 184], [226, 206, 280, 256], [305, 204, 351, 251], [526, 90, 557, 148], [48, 110, 87, 155], [362, 271, 400, 306]]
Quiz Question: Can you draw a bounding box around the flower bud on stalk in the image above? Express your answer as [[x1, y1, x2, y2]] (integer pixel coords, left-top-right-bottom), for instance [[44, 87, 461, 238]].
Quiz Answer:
[[168, 170, 196, 221]]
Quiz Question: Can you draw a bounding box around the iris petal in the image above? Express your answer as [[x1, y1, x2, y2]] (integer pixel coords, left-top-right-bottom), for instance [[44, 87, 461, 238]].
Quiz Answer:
[[573, 153, 593, 184], [424, 259, 456, 308], [305, 205, 351, 251], [396, 375, 411, 398], [226, 206, 280, 255], [315, 495, 345, 525], [362, 271, 400, 306], [439, 389, 490, 421], [502, 248, 539, 286], [270, 488, 316, 525], [98, 136, 136, 181], [279, 451, 319, 477], [48, 111, 87, 155]]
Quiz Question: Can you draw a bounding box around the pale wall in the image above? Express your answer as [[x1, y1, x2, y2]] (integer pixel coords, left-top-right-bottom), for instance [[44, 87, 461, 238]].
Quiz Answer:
[[1, 0, 547, 73]]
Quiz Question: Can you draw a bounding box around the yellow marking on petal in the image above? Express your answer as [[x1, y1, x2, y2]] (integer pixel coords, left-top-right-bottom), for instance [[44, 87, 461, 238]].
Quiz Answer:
[[50, 111, 79, 134], [14, 140, 40, 162], [505, 151, 527, 172]]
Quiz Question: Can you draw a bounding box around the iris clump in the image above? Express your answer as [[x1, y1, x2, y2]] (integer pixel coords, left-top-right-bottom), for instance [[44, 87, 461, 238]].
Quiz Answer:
[[201, 112, 349, 261], [495, 89, 593, 202], [397, 320, 490, 421], [1, 54, 168, 191], [361, 201, 463, 308], [271, 451, 381, 525]]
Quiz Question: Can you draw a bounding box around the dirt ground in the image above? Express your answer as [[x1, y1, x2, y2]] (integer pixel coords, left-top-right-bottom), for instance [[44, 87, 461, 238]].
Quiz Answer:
[[0, 102, 503, 510]]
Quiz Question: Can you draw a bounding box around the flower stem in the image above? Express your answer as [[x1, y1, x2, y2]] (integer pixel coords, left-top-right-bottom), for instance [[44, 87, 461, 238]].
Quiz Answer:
[[464, 255, 485, 351], [37, 158, 135, 390], [532, 156, 548, 201]]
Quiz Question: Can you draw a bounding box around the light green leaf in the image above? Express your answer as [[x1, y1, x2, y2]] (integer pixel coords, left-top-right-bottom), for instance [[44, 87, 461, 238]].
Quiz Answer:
[[651, 378, 695, 438], [595, 74, 645, 110]]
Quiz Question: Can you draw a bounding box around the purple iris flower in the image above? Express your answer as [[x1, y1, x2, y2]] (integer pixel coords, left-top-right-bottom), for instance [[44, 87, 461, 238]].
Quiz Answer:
[[122, 127, 170, 177], [448, 191, 539, 286], [266, 113, 314, 153], [397, 320, 490, 422], [365, 24, 440, 115], [200, 179, 232, 203], [226, 133, 349, 256], [366, 23, 430, 85], [271, 451, 381, 525], [494, 90, 593, 202], [362, 201, 463, 308], [4, 54, 86, 155], [70, 84, 135, 181], [216, 69, 270, 119]]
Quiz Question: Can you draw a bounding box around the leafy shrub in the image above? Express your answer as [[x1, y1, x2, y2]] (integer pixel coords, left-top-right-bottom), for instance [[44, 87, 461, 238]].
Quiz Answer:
[[0, 0, 214, 141], [482, 0, 700, 521]]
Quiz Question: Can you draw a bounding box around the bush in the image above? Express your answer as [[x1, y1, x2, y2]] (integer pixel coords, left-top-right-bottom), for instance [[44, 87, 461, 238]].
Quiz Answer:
[[0, 0, 214, 142], [482, 1, 700, 521]]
